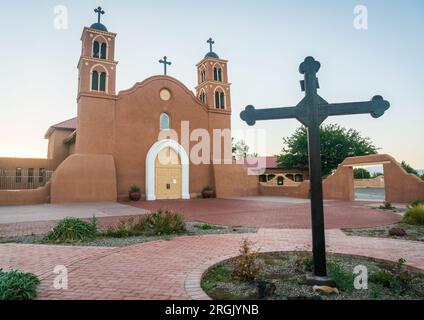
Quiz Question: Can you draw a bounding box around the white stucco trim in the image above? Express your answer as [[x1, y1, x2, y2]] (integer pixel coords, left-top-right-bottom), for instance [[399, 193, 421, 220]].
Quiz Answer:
[[146, 139, 190, 201]]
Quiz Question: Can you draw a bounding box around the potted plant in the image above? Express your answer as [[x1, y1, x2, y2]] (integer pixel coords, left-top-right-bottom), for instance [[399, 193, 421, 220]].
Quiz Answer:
[[202, 186, 215, 199], [129, 185, 141, 201]]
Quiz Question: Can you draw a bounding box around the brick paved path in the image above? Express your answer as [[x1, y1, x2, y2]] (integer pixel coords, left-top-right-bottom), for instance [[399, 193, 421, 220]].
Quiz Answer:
[[0, 199, 400, 238], [1, 229, 423, 300]]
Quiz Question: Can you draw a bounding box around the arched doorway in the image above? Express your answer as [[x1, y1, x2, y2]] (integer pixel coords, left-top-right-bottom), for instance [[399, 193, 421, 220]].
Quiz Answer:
[[146, 139, 190, 201]]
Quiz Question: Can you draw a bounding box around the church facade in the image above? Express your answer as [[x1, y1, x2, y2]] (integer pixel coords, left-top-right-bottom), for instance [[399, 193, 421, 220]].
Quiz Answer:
[[0, 13, 258, 204]]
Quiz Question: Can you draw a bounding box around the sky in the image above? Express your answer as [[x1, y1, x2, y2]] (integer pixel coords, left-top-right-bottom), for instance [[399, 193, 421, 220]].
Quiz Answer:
[[0, 0, 423, 168]]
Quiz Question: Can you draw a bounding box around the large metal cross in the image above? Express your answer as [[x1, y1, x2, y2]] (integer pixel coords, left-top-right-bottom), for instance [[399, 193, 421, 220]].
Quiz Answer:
[[94, 6, 105, 24], [207, 38, 215, 53], [159, 56, 172, 76], [240, 56, 390, 284]]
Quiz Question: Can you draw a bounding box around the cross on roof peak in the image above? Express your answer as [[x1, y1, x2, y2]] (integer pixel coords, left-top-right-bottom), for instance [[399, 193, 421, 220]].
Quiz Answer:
[[207, 38, 215, 52], [94, 6, 105, 24], [159, 56, 172, 75]]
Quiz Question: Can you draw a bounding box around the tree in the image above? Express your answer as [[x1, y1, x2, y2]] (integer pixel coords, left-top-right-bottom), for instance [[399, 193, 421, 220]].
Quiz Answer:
[[277, 124, 379, 176], [354, 168, 371, 179], [232, 139, 250, 159], [401, 161, 418, 175]]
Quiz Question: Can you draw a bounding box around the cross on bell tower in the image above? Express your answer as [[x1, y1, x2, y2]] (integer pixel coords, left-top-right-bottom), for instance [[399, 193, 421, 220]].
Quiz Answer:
[[207, 38, 215, 53], [94, 6, 105, 24], [240, 56, 390, 285], [159, 56, 172, 76]]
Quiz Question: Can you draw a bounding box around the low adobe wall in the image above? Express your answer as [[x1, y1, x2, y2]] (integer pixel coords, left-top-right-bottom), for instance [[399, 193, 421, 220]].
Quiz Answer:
[[354, 176, 385, 188], [213, 164, 259, 198], [0, 183, 50, 206], [50, 154, 117, 203], [259, 181, 309, 198]]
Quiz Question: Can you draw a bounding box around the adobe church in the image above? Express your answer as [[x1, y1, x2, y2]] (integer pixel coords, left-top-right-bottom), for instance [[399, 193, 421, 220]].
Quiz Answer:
[[0, 9, 258, 204]]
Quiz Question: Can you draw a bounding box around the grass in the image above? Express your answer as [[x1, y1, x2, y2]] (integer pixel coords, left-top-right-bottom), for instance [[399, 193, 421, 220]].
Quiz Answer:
[[343, 223, 424, 242], [0, 269, 40, 300], [41, 216, 97, 243], [202, 252, 424, 300]]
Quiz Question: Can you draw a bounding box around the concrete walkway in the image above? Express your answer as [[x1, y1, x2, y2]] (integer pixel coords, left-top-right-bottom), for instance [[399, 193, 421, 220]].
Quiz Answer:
[[0, 202, 148, 224], [1, 229, 423, 300]]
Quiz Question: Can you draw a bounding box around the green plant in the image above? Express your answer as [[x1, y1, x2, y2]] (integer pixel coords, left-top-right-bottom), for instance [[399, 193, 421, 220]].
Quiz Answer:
[[369, 287, 383, 299], [293, 252, 313, 273], [0, 269, 40, 300], [143, 210, 186, 235], [409, 200, 424, 208], [402, 204, 424, 226], [369, 269, 396, 288], [379, 201, 394, 210], [130, 185, 141, 193], [231, 239, 262, 282], [327, 261, 354, 292], [199, 223, 213, 230], [370, 258, 413, 294], [42, 217, 97, 243]]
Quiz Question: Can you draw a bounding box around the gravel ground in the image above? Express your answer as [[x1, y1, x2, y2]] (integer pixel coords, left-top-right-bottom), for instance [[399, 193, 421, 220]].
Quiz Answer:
[[202, 252, 424, 300], [344, 223, 424, 242], [0, 222, 257, 247]]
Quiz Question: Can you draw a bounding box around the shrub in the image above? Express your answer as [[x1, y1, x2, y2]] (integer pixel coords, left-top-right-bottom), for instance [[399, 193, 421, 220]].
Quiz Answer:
[[327, 261, 354, 292], [143, 210, 186, 235], [42, 216, 97, 243], [198, 223, 213, 230], [231, 239, 262, 282], [293, 252, 313, 273], [0, 269, 40, 300], [409, 200, 424, 208], [370, 258, 413, 294], [402, 204, 424, 225], [101, 210, 185, 238]]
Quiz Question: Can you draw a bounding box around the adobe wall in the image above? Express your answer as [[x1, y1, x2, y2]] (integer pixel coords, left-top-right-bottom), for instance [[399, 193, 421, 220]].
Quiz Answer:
[[47, 130, 73, 167], [323, 165, 355, 201], [213, 164, 259, 198], [0, 183, 50, 206], [0, 158, 53, 171], [112, 77, 214, 200], [50, 154, 117, 203], [259, 181, 310, 198], [354, 176, 385, 188]]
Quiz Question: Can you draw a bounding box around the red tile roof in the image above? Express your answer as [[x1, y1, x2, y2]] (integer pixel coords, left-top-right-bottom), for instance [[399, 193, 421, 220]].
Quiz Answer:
[[243, 156, 279, 169], [51, 117, 77, 130]]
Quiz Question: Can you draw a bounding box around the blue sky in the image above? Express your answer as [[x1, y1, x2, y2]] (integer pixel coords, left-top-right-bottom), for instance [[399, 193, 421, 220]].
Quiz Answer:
[[0, 0, 423, 167]]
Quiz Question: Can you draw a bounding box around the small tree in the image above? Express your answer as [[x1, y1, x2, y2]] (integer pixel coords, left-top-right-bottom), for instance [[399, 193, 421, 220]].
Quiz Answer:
[[277, 124, 378, 176], [354, 168, 371, 179], [232, 139, 250, 159], [401, 161, 418, 175]]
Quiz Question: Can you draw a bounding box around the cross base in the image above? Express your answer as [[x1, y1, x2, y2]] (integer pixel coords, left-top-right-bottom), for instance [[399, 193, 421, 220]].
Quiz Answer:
[[305, 272, 336, 287]]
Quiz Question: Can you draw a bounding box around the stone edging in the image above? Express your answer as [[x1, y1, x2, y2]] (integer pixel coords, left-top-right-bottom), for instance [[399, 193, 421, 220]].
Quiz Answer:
[[184, 254, 235, 300]]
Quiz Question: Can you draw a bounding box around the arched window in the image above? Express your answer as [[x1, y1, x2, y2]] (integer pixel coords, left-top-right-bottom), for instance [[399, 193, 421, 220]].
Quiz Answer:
[[93, 41, 100, 58], [277, 176, 284, 185], [92, 71, 99, 90], [213, 67, 218, 81], [201, 69, 206, 82], [295, 174, 304, 182], [99, 72, 106, 91], [215, 90, 225, 109], [218, 68, 222, 81], [100, 43, 107, 59], [160, 113, 170, 130], [199, 92, 206, 103]]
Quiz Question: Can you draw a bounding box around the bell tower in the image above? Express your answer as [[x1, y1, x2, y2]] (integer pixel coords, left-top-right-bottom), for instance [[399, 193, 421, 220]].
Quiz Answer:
[[77, 7, 118, 98], [195, 38, 231, 112]]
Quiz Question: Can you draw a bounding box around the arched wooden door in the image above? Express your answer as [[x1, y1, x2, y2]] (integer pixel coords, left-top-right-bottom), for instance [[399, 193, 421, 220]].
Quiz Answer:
[[155, 147, 182, 200]]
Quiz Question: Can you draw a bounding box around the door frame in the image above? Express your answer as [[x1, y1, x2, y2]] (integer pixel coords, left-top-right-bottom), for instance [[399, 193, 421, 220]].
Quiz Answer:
[[146, 139, 190, 201]]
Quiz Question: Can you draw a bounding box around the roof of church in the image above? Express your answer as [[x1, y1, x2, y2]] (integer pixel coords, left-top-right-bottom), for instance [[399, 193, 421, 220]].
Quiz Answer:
[[205, 51, 219, 59], [44, 117, 77, 139], [90, 22, 108, 32]]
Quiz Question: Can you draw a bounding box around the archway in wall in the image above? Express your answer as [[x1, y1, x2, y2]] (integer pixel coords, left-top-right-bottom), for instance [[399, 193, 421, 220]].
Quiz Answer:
[[352, 164, 385, 202], [146, 139, 190, 201]]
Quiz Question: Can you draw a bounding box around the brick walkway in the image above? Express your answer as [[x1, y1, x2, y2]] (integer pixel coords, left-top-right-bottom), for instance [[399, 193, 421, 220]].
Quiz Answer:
[[129, 198, 401, 229], [1, 229, 423, 300], [0, 199, 400, 238]]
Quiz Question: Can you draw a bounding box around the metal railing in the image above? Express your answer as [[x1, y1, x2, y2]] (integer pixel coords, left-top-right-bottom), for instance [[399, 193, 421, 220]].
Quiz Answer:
[[0, 172, 53, 190]]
